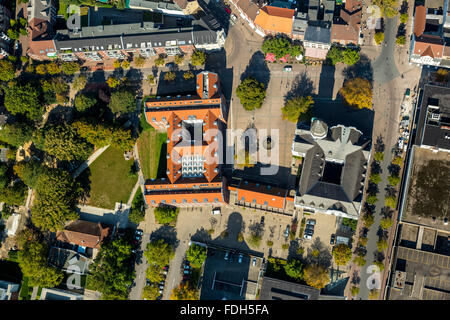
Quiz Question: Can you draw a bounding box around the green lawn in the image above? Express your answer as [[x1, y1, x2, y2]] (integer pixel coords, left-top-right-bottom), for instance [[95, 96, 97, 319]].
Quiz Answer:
[[19, 277, 31, 300], [137, 125, 167, 180], [87, 147, 138, 209]]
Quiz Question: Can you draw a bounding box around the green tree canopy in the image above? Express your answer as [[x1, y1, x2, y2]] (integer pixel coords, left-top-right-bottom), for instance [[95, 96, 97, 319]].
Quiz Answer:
[[0, 182, 27, 206], [342, 49, 360, 66], [0, 123, 33, 147], [0, 59, 16, 81], [18, 238, 64, 288], [332, 244, 352, 266], [13, 160, 47, 189], [190, 50, 206, 66], [170, 283, 198, 300], [388, 175, 400, 186], [109, 90, 136, 114], [61, 61, 80, 75], [142, 284, 160, 300], [144, 239, 175, 267], [281, 96, 314, 122], [146, 264, 164, 283], [326, 46, 344, 65], [31, 168, 80, 231], [380, 217, 393, 230], [154, 205, 179, 225], [261, 37, 294, 58], [3, 82, 43, 120], [186, 244, 207, 269], [236, 77, 266, 111], [374, 32, 385, 45], [87, 238, 135, 300], [73, 75, 87, 91], [284, 259, 304, 280], [74, 93, 97, 112], [34, 125, 92, 161]]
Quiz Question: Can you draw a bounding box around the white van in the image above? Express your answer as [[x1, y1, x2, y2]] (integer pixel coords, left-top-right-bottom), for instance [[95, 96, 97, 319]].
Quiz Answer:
[[212, 208, 221, 215]]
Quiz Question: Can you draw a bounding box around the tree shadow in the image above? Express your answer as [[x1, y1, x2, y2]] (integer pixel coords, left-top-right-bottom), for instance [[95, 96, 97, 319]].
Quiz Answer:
[[285, 72, 314, 101], [318, 65, 335, 99], [150, 225, 179, 248], [305, 237, 332, 269], [374, 135, 385, 152], [351, 270, 360, 285], [287, 239, 303, 260], [240, 51, 271, 89], [191, 227, 213, 243], [342, 54, 374, 83], [76, 166, 92, 205], [367, 182, 379, 196]]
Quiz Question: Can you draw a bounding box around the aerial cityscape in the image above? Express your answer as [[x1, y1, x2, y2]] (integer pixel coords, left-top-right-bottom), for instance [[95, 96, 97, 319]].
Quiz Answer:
[[0, 0, 449, 304]]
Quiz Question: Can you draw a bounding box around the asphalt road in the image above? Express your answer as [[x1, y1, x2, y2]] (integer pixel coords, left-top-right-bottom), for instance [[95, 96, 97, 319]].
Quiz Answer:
[[129, 231, 151, 300]]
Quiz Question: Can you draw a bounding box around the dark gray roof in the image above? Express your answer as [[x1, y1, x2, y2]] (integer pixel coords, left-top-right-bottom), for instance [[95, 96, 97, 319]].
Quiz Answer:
[[259, 277, 320, 300], [304, 24, 331, 44], [415, 84, 450, 150]]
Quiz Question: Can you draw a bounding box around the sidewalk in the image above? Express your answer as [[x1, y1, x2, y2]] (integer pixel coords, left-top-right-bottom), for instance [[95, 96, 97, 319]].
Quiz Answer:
[[72, 145, 110, 178]]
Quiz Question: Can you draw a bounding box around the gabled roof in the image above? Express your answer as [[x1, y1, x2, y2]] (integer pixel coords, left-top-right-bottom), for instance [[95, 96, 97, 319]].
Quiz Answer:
[[414, 34, 443, 58], [414, 6, 427, 37], [236, 0, 261, 21], [56, 220, 110, 249], [254, 5, 294, 35]]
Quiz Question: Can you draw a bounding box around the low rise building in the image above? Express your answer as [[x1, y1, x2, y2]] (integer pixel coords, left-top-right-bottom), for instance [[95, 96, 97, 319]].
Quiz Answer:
[[292, 118, 371, 219], [253, 5, 295, 37], [127, 0, 185, 16], [40, 288, 83, 300], [331, 0, 362, 45], [144, 71, 227, 207], [0, 280, 20, 300]]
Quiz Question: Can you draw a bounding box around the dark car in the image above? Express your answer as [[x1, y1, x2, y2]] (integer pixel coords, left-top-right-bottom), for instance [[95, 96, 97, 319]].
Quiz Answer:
[[330, 234, 336, 245], [362, 228, 368, 238], [260, 216, 265, 226]]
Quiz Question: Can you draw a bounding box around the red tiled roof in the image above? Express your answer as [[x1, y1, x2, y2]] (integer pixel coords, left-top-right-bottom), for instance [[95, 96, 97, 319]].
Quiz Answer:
[[236, 0, 260, 21], [254, 5, 295, 35], [234, 180, 293, 210], [331, 23, 359, 43], [414, 6, 427, 37], [414, 35, 443, 58], [56, 221, 110, 249]]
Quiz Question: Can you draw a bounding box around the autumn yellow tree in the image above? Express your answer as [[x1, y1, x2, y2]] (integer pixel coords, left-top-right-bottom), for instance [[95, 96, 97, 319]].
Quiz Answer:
[[435, 68, 449, 82], [303, 265, 330, 289], [340, 78, 372, 110], [170, 283, 198, 300]]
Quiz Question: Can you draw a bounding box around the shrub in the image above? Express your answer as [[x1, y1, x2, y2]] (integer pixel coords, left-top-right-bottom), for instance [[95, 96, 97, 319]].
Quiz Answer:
[[281, 243, 289, 250], [121, 60, 130, 69], [266, 240, 273, 247], [237, 232, 244, 242], [369, 289, 380, 300], [374, 32, 384, 45], [353, 255, 366, 267], [380, 217, 393, 230], [154, 55, 166, 66], [146, 74, 155, 84], [369, 173, 381, 185], [388, 175, 400, 186], [164, 71, 176, 82], [363, 213, 375, 228], [396, 35, 406, 45], [174, 55, 184, 65], [113, 60, 121, 69], [374, 152, 384, 162], [374, 261, 385, 272], [183, 71, 194, 80], [351, 286, 360, 297], [377, 239, 388, 252], [134, 56, 146, 68], [385, 196, 397, 208], [358, 237, 368, 247], [366, 195, 378, 205], [392, 156, 403, 166]]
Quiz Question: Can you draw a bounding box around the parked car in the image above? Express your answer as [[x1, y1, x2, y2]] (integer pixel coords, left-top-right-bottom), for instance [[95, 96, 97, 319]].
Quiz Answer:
[[330, 234, 336, 245], [224, 251, 229, 260], [260, 216, 265, 226], [135, 229, 143, 236], [134, 234, 142, 241], [184, 265, 191, 270], [238, 254, 243, 263], [304, 234, 313, 240], [283, 65, 292, 72], [284, 226, 290, 238], [231, 14, 237, 23], [224, 7, 231, 14], [146, 279, 151, 285], [306, 219, 316, 226], [163, 265, 169, 271], [159, 285, 164, 290], [159, 289, 163, 294], [252, 257, 257, 266]]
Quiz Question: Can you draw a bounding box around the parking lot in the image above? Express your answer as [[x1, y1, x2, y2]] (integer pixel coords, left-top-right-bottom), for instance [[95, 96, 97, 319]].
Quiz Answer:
[[299, 212, 339, 253], [200, 247, 263, 300]]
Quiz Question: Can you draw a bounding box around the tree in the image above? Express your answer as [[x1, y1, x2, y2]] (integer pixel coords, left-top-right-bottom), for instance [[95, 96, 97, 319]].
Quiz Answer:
[[121, 60, 130, 69], [303, 265, 330, 289], [87, 238, 135, 299], [74, 93, 97, 112], [154, 55, 166, 66], [358, 236, 368, 247], [153, 206, 179, 225], [145, 264, 164, 283], [281, 96, 314, 122], [353, 255, 366, 267], [183, 70, 194, 80], [0, 163, 8, 189], [31, 168, 80, 231], [13, 160, 46, 189], [142, 284, 160, 300], [73, 75, 87, 91], [342, 218, 358, 232], [0, 59, 16, 81], [236, 77, 266, 111], [186, 244, 207, 268], [174, 54, 184, 65], [370, 173, 382, 184], [72, 120, 135, 151], [109, 90, 135, 114], [146, 74, 155, 84], [351, 286, 360, 297], [164, 71, 176, 82], [7, 29, 19, 40], [266, 240, 273, 247], [400, 13, 408, 23], [145, 239, 174, 267], [134, 56, 146, 68], [326, 46, 343, 65], [374, 151, 384, 162], [374, 32, 385, 45], [170, 283, 198, 300], [0, 182, 27, 206], [41, 77, 70, 104], [396, 35, 406, 45], [128, 207, 145, 224], [377, 239, 388, 252], [369, 289, 380, 300], [374, 261, 385, 272], [342, 49, 360, 66], [248, 234, 262, 247], [3, 83, 43, 120], [333, 244, 352, 266], [284, 259, 304, 280], [385, 196, 397, 208], [392, 156, 403, 166], [435, 68, 450, 82], [363, 213, 375, 228], [35, 125, 92, 161], [61, 61, 80, 75], [46, 62, 61, 75], [107, 76, 121, 88], [190, 50, 206, 66], [113, 60, 121, 69], [380, 217, 393, 230], [366, 195, 378, 205], [261, 37, 292, 59], [388, 175, 400, 186], [0, 123, 33, 147], [18, 239, 63, 288], [340, 78, 373, 110]]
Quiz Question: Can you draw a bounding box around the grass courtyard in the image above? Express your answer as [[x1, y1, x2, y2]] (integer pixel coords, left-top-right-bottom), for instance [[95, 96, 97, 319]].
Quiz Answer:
[[87, 147, 138, 210], [137, 116, 167, 180]]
